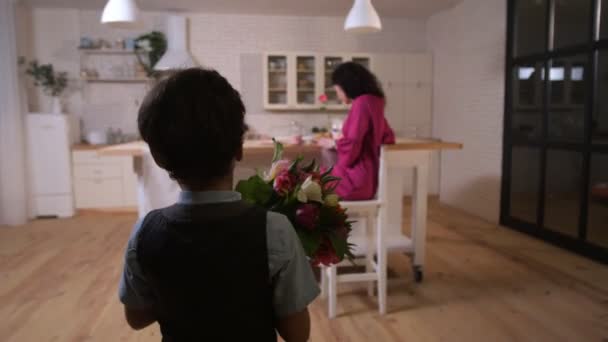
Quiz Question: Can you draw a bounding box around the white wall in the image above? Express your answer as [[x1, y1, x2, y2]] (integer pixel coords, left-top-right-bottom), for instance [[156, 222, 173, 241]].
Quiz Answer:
[[428, 0, 506, 222], [0, 0, 28, 226], [22, 8, 428, 137]]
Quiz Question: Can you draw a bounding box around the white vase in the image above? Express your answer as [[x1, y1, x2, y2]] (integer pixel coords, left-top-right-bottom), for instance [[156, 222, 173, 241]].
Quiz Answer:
[[51, 96, 62, 114]]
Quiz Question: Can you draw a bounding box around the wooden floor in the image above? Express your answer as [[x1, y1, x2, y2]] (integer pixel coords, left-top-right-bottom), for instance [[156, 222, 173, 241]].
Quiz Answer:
[[1, 200, 608, 342]]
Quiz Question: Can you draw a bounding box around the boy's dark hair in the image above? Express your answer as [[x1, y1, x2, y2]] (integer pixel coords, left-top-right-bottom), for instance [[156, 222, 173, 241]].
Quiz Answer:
[[331, 62, 385, 100], [138, 68, 246, 185]]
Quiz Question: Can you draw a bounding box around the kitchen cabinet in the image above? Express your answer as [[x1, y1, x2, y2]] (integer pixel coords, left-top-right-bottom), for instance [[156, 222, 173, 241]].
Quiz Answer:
[[374, 53, 433, 136], [263, 52, 372, 110], [72, 149, 137, 209], [373, 53, 437, 194]]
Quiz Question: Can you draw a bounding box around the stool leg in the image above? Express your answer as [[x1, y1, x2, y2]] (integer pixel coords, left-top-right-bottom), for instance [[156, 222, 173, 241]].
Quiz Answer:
[[328, 266, 337, 318], [377, 209, 387, 315], [320, 266, 327, 299], [366, 214, 375, 297]]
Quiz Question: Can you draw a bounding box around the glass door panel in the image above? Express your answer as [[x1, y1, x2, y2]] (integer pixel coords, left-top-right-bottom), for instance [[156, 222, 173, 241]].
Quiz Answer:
[[544, 150, 583, 237], [296, 56, 316, 106], [512, 63, 543, 142], [267, 55, 288, 106], [324, 56, 344, 105], [510, 147, 541, 224], [352, 57, 370, 69]]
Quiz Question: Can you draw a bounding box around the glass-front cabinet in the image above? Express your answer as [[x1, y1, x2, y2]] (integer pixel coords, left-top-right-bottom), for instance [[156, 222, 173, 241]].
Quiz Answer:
[[264, 53, 372, 110], [265, 55, 289, 109], [296, 55, 317, 108]]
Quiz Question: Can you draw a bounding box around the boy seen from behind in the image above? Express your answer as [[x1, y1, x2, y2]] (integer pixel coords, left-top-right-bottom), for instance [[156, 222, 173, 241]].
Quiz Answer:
[[118, 68, 320, 342]]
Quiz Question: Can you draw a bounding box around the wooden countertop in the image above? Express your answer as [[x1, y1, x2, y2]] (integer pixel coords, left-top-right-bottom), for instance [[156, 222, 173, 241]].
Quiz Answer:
[[72, 143, 114, 151], [96, 138, 463, 157]]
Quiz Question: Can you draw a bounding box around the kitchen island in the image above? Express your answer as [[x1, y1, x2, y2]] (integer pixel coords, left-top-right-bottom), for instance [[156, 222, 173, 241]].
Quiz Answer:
[[98, 138, 461, 237], [99, 138, 461, 281]]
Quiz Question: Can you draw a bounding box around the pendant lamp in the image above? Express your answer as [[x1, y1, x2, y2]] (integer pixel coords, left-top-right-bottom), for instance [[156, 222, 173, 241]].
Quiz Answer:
[[101, 0, 139, 28], [344, 0, 382, 33]]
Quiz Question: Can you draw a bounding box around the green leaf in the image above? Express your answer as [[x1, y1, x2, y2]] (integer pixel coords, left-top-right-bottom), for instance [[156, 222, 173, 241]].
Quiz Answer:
[[288, 156, 304, 173], [321, 166, 334, 178], [302, 159, 317, 173], [321, 175, 341, 184], [329, 232, 348, 260], [235, 175, 273, 205], [272, 138, 284, 163], [296, 230, 321, 257]]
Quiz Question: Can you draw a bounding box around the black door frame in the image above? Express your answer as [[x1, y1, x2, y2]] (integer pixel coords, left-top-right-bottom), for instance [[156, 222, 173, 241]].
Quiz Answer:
[[501, 0, 608, 264]]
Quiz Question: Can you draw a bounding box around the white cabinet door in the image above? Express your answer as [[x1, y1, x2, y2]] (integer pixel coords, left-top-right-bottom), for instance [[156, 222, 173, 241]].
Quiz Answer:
[[74, 178, 123, 208], [405, 53, 433, 84], [404, 83, 433, 127], [373, 54, 406, 135], [122, 158, 138, 207]]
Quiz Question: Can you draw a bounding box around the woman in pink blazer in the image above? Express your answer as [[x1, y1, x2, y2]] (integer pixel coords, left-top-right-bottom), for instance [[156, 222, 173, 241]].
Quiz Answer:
[[325, 62, 395, 200]]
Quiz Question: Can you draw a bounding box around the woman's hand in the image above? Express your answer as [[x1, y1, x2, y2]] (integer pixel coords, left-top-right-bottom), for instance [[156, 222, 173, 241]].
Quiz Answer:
[[317, 137, 336, 149]]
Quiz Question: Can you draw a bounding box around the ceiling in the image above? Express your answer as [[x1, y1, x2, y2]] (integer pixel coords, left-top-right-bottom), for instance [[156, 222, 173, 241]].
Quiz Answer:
[[21, 0, 462, 19]]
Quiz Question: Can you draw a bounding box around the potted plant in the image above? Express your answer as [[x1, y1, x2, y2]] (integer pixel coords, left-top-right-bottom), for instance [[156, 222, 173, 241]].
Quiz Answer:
[[19, 57, 68, 114], [134, 31, 167, 78]]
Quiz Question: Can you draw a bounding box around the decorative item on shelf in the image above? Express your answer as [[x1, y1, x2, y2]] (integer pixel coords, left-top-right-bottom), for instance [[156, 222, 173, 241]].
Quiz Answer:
[[134, 31, 167, 77], [19, 57, 68, 114], [79, 37, 94, 49], [113, 39, 126, 50], [319, 93, 328, 111]]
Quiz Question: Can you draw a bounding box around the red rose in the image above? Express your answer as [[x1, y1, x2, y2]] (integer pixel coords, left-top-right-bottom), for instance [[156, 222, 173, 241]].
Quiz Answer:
[[318, 93, 328, 104], [273, 170, 296, 195], [312, 241, 340, 266], [296, 203, 320, 230]]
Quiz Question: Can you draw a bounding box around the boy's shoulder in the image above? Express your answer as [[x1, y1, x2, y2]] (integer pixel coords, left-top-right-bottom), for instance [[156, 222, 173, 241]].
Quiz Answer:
[[265, 211, 298, 258]]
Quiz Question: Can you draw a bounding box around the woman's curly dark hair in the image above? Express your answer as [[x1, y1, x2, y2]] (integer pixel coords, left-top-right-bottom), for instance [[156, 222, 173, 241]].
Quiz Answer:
[[138, 68, 246, 185], [331, 62, 384, 100]]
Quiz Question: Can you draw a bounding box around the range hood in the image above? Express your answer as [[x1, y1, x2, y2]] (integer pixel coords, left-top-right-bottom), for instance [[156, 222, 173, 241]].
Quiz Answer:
[[154, 14, 198, 70]]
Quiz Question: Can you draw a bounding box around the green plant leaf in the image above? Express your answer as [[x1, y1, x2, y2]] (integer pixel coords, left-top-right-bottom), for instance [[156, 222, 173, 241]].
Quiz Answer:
[[302, 159, 317, 173], [272, 138, 284, 163], [329, 232, 348, 260], [235, 175, 273, 205], [297, 230, 321, 257], [288, 156, 304, 173]]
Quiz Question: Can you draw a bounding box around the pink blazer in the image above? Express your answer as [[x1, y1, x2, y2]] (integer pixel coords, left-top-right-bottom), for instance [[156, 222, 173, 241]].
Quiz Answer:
[[332, 94, 395, 200]]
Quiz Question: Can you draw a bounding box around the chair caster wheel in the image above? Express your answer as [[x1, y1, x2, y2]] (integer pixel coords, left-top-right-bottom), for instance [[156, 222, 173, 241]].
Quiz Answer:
[[414, 266, 423, 283]]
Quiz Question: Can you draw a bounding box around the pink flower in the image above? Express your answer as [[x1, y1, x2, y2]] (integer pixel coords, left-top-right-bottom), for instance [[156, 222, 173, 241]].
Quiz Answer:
[[273, 170, 296, 195], [266, 159, 291, 181], [296, 204, 320, 230], [318, 93, 328, 104]]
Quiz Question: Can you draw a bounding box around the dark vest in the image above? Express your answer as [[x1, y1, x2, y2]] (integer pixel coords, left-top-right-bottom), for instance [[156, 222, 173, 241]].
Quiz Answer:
[[136, 201, 276, 342]]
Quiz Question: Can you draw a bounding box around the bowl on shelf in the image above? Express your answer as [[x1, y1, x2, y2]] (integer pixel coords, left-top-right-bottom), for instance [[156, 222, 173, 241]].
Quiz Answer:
[[86, 131, 108, 145]]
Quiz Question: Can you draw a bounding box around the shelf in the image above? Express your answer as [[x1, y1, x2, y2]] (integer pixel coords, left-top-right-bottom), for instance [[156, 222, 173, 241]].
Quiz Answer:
[[269, 88, 287, 92], [297, 69, 315, 73], [268, 69, 287, 73], [298, 88, 315, 92], [82, 77, 149, 83], [79, 49, 138, 55]]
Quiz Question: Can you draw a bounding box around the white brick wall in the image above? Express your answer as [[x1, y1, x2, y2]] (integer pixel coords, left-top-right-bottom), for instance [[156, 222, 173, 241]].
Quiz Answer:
[[22, 9, 428, 137], [428, 0, 506, 222]]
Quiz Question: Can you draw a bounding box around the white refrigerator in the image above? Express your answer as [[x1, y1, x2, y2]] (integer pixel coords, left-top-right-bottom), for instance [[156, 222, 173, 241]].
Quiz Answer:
[[26, 113, 75, 218]]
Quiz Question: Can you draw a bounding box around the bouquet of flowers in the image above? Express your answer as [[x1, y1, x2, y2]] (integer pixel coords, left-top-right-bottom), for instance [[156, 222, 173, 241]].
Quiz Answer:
[[236, 141, 354, 266]]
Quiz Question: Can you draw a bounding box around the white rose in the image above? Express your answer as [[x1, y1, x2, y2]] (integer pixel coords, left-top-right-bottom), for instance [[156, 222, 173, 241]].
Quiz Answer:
[[297, 176, 323, 203]]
